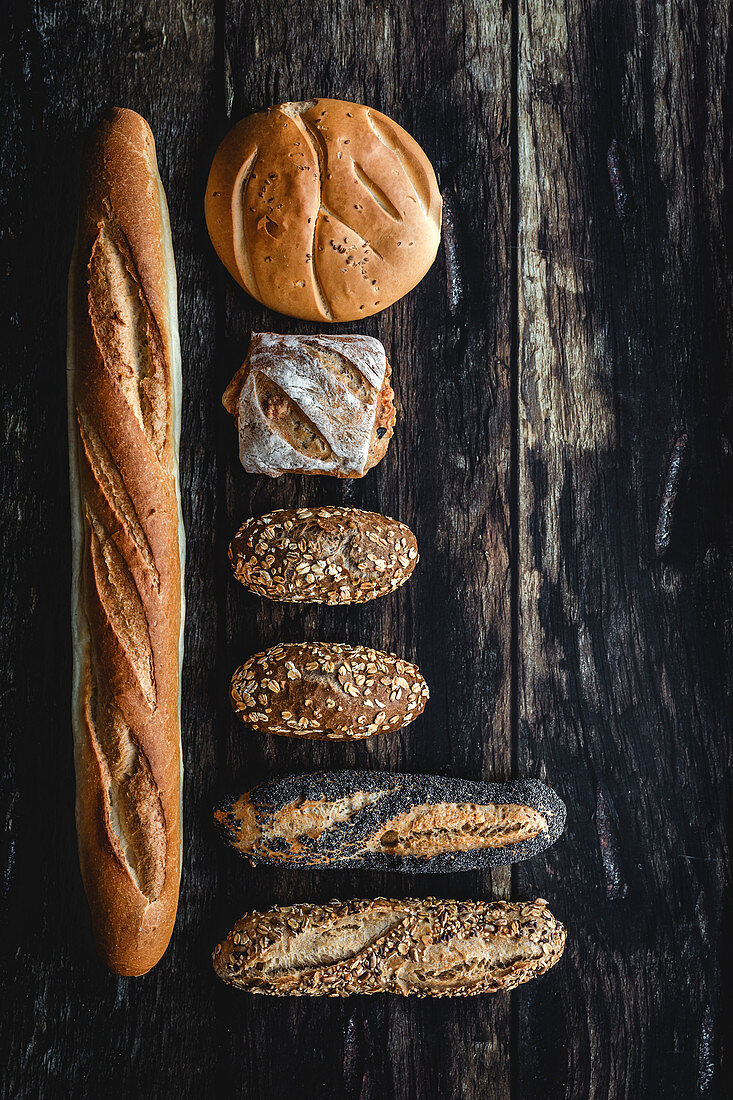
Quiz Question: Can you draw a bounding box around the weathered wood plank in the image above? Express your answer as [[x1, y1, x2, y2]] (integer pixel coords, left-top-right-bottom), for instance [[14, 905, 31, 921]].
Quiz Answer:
[[2, 2, 220, 1096], [216, 2, 514, 1097], [516, 1, 733, 1096]]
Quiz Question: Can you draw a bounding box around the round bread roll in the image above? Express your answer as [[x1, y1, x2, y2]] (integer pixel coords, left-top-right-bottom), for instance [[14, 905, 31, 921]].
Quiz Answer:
[[205, 98, 442, 322]]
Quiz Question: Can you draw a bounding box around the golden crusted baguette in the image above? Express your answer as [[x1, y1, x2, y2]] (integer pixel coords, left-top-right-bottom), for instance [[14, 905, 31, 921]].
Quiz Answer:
[[230, 642, 429, 741], [67, 108, 184, 976], [214, 771, 566, 871], [213, 898, 566, 996], [229, 506, 418, 604]]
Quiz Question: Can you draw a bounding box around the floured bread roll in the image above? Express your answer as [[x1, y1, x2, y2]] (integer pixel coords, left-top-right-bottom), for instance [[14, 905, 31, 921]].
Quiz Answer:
[[222, 332, 396, 478]]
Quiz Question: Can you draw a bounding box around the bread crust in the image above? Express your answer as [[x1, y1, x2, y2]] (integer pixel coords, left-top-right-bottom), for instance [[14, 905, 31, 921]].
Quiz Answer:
[[214, 771, 566, 871], [230, 642, 429, 741], [228, 506, 419, 604], [222, 333, 395, 478], [205, 99, 442, 322], [213, 897, 566, 996], [67, 108, 184, 976]]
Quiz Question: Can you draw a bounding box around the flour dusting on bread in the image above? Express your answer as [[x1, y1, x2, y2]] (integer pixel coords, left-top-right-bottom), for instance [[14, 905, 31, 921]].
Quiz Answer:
[[224, 332, 394, 477]]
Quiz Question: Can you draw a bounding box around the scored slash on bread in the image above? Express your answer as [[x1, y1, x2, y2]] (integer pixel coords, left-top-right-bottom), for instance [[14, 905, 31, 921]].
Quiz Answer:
[[213, 897, 566, 996], [214, 771, 566, 871], [228, 506, 419, 603], [230, 642, 429, 741], [67, 108, 184, 976], [205, 98, 443, 322], [223, 332, 396, 478]]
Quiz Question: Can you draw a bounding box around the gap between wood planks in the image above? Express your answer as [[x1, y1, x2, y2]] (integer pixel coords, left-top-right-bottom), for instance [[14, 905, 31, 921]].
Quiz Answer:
[[509, 0, 521, 1093]]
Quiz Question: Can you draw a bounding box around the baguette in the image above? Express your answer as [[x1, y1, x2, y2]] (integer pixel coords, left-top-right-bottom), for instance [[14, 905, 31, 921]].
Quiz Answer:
[[229, 506, 418, 604], [230, 642, 429, 740], [213, 897, 565, 996], [67, 108, 184, 976], [214, 771, 565, 870]]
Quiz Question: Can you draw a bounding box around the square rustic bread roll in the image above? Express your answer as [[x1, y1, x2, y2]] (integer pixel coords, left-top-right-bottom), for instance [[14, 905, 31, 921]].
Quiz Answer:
[[222, 332, 396, 477]]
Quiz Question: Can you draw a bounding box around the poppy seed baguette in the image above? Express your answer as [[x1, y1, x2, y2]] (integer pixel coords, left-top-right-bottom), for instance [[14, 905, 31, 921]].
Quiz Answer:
[[213, 897, 566, 996], [230, 643, 429, 740], [214, 771, 565, 871]]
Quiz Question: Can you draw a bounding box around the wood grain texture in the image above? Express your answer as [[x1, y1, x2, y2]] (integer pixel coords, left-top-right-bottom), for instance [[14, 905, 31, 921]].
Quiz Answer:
[[1, 0, 731, 1097], [516, 1, 733, 1096]]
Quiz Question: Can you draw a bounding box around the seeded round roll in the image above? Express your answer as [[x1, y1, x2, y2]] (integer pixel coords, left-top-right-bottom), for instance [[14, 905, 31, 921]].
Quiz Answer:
[[229, 506, 419, 604], [212, 897, 566, 996], [214, 771, 565, 871], [230, 642, 429, 741]]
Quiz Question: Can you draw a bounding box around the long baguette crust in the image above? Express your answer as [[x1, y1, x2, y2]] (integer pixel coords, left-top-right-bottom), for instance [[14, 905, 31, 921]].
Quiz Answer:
[[213, 898, 565, 996], [215, 771, 565, 871], [67, 108, 184, 976]]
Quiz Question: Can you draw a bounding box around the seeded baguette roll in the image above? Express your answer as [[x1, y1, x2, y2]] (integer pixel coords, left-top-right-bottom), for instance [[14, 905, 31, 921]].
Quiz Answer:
[[67, 109, 184, 976], [215, 771, 565, 870], [229, 506, 418, 604], [230, 642, 428, 740], [213, 897, 565, 996]]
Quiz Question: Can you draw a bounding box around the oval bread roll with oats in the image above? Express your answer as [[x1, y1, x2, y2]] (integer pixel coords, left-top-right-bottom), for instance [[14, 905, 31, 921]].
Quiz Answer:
[[230, 642, 429, 741], [214, 771, 566, 871], [229, 506, 418, 603], [205, 98, 442, 322], [212, 897, 566, 996]]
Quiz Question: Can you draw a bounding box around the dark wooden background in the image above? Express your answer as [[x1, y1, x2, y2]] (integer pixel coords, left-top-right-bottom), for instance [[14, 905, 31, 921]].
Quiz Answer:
[[3, 1, 732, 1097]]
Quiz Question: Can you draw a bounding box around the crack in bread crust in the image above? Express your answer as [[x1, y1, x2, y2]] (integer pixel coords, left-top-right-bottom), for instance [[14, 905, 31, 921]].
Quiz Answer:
[[365, 110, 432, 216], [213, 898, 566, 996], [86, 674, 166, 900], [233, 150, 260, 298], [87, 225, 168, 457], [77, 406, 159, 589], [86, 506, 156, 709], [294, 114, 334, 320]]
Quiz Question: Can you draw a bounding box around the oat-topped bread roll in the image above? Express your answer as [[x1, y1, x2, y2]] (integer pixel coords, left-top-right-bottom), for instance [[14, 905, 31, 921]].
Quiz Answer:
[[215, 771, 566, 871], [205, 98, 442, 321], [67, 109, 184, 976], [223, 333, 395, 478], [213, 897, 566, 996], [229, 506, 418, 603], [230, 642, 428, 741]]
